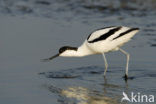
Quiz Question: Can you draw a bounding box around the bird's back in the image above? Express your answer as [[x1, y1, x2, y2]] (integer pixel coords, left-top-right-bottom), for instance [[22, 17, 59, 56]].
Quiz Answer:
[[86, 26, 139, 53]]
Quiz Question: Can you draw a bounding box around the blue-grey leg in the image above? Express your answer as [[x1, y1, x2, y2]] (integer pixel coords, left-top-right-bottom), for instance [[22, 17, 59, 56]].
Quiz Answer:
[[119, 48, 130, 78], [102, 53, 108, 76]]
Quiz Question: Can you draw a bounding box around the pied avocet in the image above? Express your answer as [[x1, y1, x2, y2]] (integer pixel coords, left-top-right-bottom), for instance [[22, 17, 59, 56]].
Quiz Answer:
[[42, 26, 139, 80]]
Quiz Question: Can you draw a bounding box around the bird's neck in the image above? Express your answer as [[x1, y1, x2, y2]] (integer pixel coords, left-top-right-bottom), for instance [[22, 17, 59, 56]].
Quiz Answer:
[[76, 44, 94, 57]]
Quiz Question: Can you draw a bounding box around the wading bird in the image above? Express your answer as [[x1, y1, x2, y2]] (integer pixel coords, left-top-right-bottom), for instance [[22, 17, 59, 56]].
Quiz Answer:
[[42, 26, 139, 80]]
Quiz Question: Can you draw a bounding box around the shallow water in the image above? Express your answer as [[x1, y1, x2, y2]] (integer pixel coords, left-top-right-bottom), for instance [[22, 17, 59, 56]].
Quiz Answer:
[[0, 0, 156, 104]]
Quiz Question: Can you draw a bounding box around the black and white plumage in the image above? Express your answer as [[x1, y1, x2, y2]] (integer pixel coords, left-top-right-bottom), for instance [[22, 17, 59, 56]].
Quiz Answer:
[[42, 26, 139, 79]]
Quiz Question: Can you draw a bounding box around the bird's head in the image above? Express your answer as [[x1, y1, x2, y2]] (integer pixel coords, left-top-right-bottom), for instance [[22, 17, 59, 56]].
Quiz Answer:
[[42, 46, 78, 61], [59, 46, 78, 56]]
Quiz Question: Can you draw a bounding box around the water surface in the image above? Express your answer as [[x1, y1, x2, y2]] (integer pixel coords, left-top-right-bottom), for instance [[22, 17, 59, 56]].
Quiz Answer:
[[0, 0, 156, 104]]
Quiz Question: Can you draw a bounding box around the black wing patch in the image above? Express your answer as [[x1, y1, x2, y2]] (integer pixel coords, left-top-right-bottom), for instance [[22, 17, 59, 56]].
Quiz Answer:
[[88, 26, 121, 43], [87, 26, 116, 40], [113, 28, 139, 40]]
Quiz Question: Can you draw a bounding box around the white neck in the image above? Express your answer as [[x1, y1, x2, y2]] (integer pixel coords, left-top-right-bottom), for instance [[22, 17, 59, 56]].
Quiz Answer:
[[60, 41, 94, 57]]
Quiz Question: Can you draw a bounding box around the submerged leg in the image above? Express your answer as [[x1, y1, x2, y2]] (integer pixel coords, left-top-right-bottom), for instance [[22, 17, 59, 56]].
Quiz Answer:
[[119, 48, 130, 79], [102, 53, 108, 76]]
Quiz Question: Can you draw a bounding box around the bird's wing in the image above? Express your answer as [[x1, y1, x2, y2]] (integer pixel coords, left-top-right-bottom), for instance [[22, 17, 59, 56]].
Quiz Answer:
[[87, 26, 139, 43], [87, 26, 117, 42], [87, 26, 123, 43], [111, 27, 139, 40]]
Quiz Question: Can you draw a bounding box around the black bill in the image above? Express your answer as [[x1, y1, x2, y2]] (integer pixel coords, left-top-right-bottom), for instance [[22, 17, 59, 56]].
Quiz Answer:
[[41, 53, 60, 62]]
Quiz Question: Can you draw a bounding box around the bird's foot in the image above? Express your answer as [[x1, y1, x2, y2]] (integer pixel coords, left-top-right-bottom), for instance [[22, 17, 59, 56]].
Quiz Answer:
[[123, 74, 128, 82], [123, 74, 135, 82]]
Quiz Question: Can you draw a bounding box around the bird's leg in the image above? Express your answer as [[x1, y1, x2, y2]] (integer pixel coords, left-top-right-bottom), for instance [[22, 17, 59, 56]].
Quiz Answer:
[[119, 48, 130, 80], [102, 53, 108, 77]]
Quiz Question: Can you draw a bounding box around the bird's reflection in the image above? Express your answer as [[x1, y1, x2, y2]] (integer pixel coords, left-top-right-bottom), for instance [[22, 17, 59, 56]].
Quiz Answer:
[[60, 76, 128, 104], [103, 76, 123, 89], [44, 65, 130, 104], [61, 86, 119, 104], [46, 76, 129, 104]]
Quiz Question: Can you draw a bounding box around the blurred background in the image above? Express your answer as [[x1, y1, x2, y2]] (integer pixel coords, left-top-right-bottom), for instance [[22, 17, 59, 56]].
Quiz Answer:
[[0, 0, 156, 104]]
